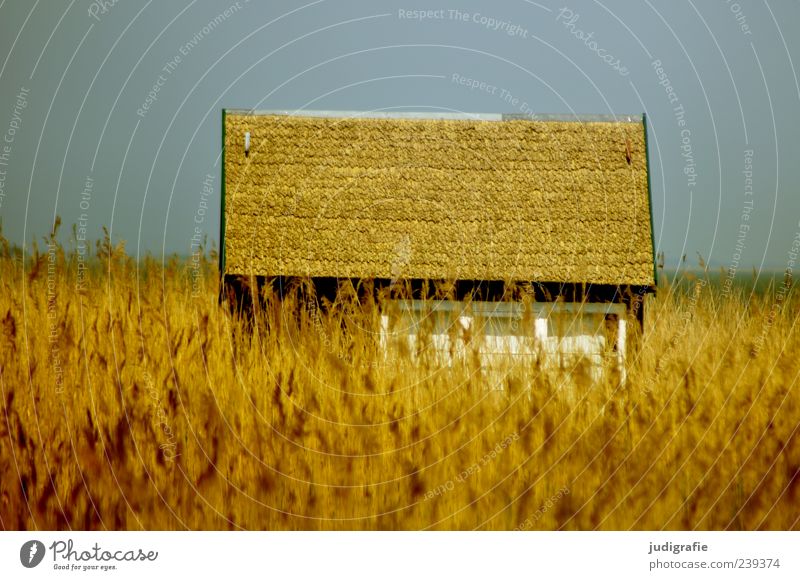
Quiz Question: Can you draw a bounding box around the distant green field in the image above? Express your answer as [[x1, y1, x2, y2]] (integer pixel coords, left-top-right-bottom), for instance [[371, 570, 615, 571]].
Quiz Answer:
[[660, 267, 791, 296]]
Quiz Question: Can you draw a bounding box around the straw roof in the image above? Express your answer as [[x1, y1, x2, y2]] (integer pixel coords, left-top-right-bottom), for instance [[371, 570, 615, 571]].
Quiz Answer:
[[223, 112, 654, 286]]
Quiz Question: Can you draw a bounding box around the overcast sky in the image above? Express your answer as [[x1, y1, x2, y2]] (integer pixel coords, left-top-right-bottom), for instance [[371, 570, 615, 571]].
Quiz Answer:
[[0, 0, 798, 271]]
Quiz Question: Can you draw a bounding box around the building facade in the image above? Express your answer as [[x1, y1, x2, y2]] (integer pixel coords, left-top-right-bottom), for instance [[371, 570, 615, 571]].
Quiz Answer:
[[220, 110, 656, 378]]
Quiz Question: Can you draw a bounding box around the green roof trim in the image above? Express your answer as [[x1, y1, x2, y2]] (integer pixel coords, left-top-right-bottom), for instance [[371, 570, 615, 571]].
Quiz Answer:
[[219, 108, 227, 276], [642, 112, 658, 287]]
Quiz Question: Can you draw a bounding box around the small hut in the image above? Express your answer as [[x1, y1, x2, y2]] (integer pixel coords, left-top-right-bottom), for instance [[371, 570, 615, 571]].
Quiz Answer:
[[220, 110, 656, 375]]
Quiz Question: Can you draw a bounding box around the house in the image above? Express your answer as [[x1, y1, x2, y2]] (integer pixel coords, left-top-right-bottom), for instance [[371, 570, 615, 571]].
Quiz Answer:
[[220, 110, 656, 377]]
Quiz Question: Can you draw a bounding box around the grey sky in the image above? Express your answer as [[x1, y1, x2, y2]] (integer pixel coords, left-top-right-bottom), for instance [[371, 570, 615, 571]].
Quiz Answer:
[[0, 0, 798, 270]]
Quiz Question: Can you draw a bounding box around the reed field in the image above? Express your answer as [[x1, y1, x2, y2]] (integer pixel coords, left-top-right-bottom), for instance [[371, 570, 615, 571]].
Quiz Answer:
[[1, 227, 799, 531]]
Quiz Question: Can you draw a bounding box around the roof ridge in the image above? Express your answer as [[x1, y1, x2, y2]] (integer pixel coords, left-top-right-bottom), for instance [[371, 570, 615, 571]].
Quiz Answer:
[[225, 109, 643, 123]]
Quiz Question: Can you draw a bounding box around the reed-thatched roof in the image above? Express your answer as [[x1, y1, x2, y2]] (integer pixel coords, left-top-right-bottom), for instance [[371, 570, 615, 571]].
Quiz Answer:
[[222, 111, 655, 286]]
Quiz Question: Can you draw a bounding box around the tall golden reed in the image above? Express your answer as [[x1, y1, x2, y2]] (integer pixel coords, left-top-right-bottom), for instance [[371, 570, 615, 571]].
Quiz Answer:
[[0, 228, 798, 530]]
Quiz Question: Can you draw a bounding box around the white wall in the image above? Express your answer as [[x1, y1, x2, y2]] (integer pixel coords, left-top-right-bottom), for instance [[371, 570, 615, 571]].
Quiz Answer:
[[380, 300, 627, 383]]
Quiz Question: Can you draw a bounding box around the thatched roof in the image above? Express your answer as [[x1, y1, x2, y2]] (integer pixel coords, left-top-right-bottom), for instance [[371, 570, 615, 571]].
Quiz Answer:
[[222, 111, 655, 286]]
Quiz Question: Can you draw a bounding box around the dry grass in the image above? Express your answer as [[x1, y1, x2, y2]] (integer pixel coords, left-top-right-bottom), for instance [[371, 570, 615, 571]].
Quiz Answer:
[[0, 229, 799, 531]]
